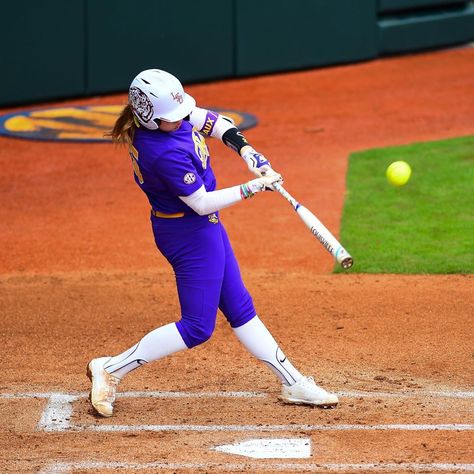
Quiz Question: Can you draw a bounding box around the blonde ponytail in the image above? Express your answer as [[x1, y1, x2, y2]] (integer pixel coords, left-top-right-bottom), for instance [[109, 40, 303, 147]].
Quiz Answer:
[[106, 104, 137, 145]]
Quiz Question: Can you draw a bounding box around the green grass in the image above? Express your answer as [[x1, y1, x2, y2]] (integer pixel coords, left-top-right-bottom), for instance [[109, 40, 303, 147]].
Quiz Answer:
[[336, 135, 474, 274]]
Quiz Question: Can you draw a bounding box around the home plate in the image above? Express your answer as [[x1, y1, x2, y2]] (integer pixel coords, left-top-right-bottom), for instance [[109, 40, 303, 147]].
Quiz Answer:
[[213, 438, 311, 459]]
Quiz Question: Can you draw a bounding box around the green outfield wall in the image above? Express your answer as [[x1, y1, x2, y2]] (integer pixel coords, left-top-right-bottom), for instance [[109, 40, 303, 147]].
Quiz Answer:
[[378, 0, 474, 53], [234, 0, 378, 75], [0, 1, 85, 106], [1, 0, 473, 106]]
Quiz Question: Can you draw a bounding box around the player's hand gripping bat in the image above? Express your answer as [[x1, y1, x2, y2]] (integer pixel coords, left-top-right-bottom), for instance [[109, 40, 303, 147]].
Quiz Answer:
[[273, 182, 353, 269]]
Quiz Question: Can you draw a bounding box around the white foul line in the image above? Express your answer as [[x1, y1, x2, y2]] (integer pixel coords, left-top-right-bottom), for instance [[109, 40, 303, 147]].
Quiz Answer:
[[82, 423, 474, 433], [117, 390, 266, 398], [34, 399, 474, 433], [39, 461, 474, 473], [1, 390, 264, 399], [338, 390, 474, 400], [12, 389, 473, 433], [2, 389, 473, 400]]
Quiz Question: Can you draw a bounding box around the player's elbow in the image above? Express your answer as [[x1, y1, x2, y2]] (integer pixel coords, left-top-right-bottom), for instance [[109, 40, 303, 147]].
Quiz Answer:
[[185, 203, 209, 216], [193, 205, 210, 216], [179, 188, 215, 216]]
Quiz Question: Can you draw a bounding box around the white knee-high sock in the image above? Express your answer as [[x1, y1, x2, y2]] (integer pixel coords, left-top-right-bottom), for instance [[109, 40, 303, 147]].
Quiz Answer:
[[104, 323, 187, 379], [232, 315, 302, 386]]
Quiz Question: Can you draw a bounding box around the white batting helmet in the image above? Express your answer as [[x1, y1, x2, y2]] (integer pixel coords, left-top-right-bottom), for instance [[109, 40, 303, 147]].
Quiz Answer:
[[129, 69, 196, 130]]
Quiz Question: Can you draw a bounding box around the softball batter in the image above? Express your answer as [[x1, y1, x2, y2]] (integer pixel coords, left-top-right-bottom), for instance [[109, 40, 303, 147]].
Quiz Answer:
[[87, 69, 338, 417]]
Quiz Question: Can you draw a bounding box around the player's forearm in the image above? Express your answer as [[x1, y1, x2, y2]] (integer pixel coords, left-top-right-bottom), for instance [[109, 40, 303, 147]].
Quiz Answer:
[[179, 185, 243, 216], [179, 176, 280, 216]]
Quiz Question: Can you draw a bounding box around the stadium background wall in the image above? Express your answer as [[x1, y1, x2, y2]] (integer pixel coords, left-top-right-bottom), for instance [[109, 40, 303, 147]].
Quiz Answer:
[[1, 0, 473, 106]]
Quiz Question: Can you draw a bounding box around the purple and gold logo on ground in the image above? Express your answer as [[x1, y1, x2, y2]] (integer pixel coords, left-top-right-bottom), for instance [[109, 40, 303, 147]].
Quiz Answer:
[[0, 106, 258, 142]]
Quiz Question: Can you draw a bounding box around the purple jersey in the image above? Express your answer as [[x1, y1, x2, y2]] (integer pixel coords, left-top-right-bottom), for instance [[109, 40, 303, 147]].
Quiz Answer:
[[130, 120, 216, 214]]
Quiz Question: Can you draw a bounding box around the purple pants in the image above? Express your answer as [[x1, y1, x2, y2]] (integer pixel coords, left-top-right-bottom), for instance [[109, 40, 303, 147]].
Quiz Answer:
[[152, 213, 256, 348]]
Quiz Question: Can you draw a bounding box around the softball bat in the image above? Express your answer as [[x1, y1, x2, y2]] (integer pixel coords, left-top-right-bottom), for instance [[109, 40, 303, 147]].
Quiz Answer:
[[273, 182, 353, 269]]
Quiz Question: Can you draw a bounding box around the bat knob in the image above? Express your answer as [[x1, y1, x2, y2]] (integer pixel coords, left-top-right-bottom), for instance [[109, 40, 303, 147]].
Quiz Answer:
[[341, 257, 353, 269]]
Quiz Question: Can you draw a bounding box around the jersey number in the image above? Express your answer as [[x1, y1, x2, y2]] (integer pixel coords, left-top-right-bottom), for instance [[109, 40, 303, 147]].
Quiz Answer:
[[129, 144, 144, 184], [192, 129, 209, 169]]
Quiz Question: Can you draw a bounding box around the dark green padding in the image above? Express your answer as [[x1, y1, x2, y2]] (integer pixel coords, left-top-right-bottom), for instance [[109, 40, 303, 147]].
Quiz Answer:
[[86, 0, 234, 95], [0, 1, 85, 106], [378, 4, 474, 53], [378, 0, 468, 13], [0, 0, 473, 107], [235, 0, 378, 76]]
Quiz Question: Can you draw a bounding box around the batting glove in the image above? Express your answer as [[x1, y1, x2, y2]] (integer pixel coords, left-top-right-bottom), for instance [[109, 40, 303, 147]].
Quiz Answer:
[[241, 174, 283, 198], [240, 146, 272, 177]]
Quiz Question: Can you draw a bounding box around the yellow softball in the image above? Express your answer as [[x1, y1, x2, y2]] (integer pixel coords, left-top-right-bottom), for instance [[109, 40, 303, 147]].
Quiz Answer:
[[386, 161, 412, 186]]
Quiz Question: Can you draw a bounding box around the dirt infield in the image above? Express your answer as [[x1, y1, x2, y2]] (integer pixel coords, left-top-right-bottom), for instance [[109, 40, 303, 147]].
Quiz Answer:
[[0, 48, 473, 472]]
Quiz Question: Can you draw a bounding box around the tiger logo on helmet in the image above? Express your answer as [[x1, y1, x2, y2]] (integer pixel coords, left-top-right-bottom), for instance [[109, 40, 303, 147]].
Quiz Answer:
[[129, 86, 154, 124]]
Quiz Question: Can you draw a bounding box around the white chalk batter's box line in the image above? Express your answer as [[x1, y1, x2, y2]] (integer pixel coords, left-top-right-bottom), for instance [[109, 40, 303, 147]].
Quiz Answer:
[[39, 461, 474, 473], [2, 388, 473, 400], [1, 390, 470, 474], [1, 389, 472, 433]]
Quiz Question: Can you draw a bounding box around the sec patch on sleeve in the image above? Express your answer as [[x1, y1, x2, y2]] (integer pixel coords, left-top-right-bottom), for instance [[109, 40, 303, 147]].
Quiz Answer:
[[183, 172, 196, 184]]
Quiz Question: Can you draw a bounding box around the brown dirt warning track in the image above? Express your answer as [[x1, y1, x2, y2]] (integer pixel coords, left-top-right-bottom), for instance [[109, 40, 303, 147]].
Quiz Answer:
[[0, 48, 473, 473]]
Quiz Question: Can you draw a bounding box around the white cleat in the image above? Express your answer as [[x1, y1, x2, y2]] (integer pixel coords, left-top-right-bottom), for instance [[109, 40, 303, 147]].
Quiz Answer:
[[280, 376, 339, 408], [86, 357, 120, 417]]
